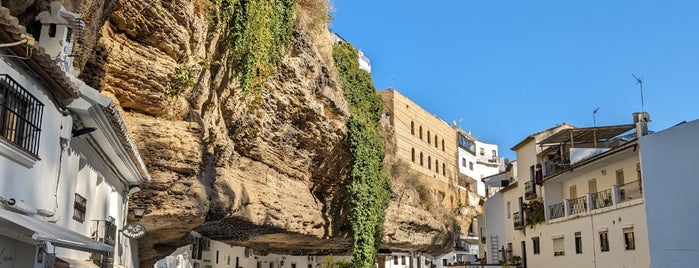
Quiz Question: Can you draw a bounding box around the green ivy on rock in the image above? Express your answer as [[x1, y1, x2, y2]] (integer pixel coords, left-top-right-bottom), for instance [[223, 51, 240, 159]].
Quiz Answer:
[[333, 42, 391, 268], [213, 0, 295, 96]]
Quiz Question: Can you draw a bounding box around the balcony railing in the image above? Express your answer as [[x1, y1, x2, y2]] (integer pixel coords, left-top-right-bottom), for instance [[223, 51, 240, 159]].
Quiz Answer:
[[591, 189, 613, 210], [524, 181, 537, 200], [549, 202, 565, 219], [542, 160, 569, 177], [618, 180, 643, 203], [513, 212, 524, 230], [567, 196, 587, 215]]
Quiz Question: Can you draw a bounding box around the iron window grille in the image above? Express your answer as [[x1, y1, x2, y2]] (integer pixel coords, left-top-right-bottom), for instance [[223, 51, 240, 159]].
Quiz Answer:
[[0, 75, 44, 157], [73, 193, 87, 223]]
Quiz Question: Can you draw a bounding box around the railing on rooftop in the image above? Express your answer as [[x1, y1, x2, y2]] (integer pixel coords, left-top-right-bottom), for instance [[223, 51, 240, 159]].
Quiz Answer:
[[618, 180, 643, 203], [591, 189, 613, 210], [524, 181, 537, 200], [542, 160, 569, 177], [567, 196, 588, 215], [513, 212, 524, 230], [549, 202, 565, 220]]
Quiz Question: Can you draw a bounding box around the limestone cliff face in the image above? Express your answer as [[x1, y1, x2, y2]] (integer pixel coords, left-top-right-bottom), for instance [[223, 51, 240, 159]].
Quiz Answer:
[[9, 0, 478, 265]]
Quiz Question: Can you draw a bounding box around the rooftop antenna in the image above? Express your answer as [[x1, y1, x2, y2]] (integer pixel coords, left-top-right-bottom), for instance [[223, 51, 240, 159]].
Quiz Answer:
[[632, 74, 644, 112], [592, 107, 600, 126]]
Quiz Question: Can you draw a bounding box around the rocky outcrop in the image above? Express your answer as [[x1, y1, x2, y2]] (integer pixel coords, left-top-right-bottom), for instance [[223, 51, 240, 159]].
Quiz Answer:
[[9, 0, 479, 266]]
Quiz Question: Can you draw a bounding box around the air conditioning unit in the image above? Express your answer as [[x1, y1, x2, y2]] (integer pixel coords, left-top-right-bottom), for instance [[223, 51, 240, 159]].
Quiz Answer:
[[245, 248, 254, 258], [308, 256, 316, 262]]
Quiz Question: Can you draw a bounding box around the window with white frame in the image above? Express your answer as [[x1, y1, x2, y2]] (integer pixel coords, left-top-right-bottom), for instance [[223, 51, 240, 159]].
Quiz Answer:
[[599, 231, 609, 252], [73, 193, 87, 223]]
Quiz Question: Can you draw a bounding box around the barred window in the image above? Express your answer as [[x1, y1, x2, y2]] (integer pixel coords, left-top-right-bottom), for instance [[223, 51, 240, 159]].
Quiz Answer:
[[0, 75, 44, 156], [73, 193, 87, 223]]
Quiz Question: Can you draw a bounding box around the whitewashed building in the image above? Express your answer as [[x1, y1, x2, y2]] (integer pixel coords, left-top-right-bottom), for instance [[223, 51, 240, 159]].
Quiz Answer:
[[157, 232, 353, 268], [482, 112, 699, 268], [0, 2, 150, 268]]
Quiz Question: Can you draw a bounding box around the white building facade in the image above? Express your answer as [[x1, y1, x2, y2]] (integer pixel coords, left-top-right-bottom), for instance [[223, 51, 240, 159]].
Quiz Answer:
[[0, 2, 150, 268]]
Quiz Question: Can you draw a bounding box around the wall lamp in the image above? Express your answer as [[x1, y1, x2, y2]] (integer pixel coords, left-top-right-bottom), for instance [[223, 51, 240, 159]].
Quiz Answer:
[[133, 206, 147, 221]]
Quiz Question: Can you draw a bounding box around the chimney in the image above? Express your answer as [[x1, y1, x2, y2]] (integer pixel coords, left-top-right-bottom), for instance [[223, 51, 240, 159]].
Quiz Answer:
[[632, 112, 650, 138], [35, 2, 84, 73]]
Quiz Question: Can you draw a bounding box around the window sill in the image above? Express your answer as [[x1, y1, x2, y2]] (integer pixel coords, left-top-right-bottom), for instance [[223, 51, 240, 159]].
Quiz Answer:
[[0, 138, 39, 168]]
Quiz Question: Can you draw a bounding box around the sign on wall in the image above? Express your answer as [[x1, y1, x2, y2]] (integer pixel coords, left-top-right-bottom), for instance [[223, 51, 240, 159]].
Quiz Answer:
[[121, 223, 147, 239]]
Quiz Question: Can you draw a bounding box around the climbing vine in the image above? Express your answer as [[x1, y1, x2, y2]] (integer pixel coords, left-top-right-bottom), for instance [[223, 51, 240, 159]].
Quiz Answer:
[[524, 200, 545, 228], [212, 0, 295, 96], [333, 42, 391, 268]]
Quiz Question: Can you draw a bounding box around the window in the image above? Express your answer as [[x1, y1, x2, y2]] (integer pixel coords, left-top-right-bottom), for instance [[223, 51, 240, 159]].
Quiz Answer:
[[532, 237, 540, 255], [588, 179, 597, 193], [428, 156, 432, 169], [420, 152, 423, 166], [553, 237, 565, 256], [616, 169, 625, 186], [569, 185, 577, 199], [427, 131, 431, 143], [411, 121, 414, 135], [442, 163, 445, 176], [480, 148, 485, 156], [0, 75, 45, 156], [442, 259, 447, 266], [393, 256, 398, 265], [436, 160, 439, 173], [506, 202, 511, 219], [575, 232, 583, 254], [66, 27, 73, 42], [492, 150, 497, 157], [599, 231, 609, 252], [73, 193, 87, 223], [401, 256, 406, 265], [441, 139, 445, 151], [624, 227, 635, 250], [434, 135, 438, 147], [411, 148, 415, 162], [216, 250, 219, 264], [462, 158, 466, 167], [419, 126, 423, 139], [458, 134, 475, 154], [636, 163, 642, 182], [48, 23, 57, 38], [469, 162, 473, 171]]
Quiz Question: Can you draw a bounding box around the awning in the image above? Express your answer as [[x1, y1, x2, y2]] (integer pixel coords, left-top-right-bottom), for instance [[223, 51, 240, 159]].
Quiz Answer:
[[0, 208, 114, 253], [537, 124, 635, 145], [55, 257, 100, 268]]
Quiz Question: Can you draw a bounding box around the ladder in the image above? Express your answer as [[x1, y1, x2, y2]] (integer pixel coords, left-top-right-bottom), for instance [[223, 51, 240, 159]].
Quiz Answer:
[[490, 235, 500, 263]]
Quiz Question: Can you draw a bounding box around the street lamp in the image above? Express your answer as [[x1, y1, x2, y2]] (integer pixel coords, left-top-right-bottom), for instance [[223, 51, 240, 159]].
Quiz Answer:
[[133, 206, 147, 221]]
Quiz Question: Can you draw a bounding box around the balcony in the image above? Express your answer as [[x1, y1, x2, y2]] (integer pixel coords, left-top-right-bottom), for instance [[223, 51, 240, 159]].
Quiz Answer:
[[524, 181, 537, 200], [547, 183, 644, 223], [91, 220, 117, 246], [542, 160, 569, 177], [591, 189, 613, 210], [513, 212, 524, 230], [549, 202, 565, 220], [567, 196, 587, 215], [618, 180, 643, 203]]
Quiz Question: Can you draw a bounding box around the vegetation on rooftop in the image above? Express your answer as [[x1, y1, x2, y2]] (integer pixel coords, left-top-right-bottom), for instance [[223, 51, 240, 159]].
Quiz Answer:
[[333, 42, 391, 268]]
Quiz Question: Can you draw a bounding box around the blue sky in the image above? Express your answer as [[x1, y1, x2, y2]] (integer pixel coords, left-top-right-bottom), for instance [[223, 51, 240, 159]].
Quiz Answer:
[[330, 1, 699, 159]]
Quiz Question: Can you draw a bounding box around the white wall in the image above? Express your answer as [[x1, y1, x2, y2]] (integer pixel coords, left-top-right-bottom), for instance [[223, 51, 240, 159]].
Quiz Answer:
[[640, 119, 699, 268]]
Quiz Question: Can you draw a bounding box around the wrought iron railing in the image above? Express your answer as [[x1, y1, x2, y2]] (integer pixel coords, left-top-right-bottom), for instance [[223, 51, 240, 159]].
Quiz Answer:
[[513, 212, 524, 229], [618, 180, 643, 203], [0, 75, 44, 156], [591, 189, 613, 210], [568, 196, 588, 215], [549, 202, 565, 219]]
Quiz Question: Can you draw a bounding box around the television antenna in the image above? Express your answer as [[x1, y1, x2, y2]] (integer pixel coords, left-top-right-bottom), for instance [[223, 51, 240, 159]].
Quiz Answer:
[[592, 107, 600, 126], [632, 74, 644, 112]]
